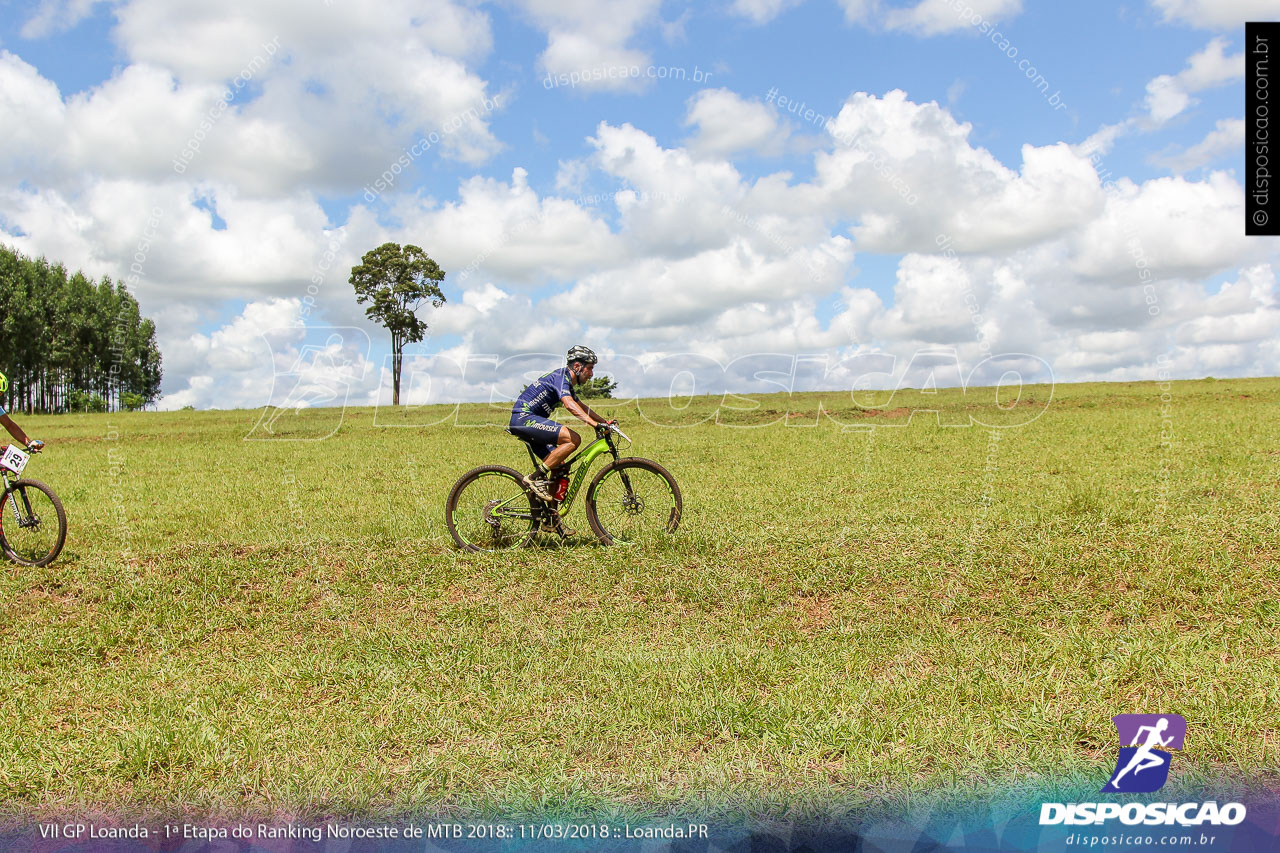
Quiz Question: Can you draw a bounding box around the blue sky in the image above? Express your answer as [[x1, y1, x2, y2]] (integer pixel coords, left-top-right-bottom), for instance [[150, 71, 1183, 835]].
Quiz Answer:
[[0, 0, 1276, 409]]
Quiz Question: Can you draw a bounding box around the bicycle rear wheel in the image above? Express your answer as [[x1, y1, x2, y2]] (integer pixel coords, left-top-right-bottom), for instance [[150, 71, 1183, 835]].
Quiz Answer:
[[0, 478, 68, 567], [585, 458, 681, 545], [445, 465, 536, 552]]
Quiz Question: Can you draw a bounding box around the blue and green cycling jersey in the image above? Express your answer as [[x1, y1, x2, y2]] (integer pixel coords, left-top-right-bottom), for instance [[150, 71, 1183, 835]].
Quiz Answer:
[[512, 367, 579, 420]]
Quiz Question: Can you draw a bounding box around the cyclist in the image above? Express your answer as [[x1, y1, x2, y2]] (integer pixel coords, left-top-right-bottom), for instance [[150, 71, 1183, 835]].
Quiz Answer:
[[0, 372, 44, 453], [510, 345, 613, 502]]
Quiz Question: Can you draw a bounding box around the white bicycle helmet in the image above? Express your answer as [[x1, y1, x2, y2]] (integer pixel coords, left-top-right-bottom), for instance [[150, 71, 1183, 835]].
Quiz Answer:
[[566, 345, 597, 365]]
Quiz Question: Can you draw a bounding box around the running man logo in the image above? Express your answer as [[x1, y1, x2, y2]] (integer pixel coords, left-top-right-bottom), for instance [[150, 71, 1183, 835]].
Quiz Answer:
[[1103, 714, 1187, 793]]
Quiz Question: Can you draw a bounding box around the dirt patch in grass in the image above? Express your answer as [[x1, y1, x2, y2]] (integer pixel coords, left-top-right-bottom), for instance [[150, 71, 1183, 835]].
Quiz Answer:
[[789, 594, 835, 635]]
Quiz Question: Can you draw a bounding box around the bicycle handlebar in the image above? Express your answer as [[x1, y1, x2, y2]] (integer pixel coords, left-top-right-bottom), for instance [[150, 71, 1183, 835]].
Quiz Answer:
[[596, 422, 631, 443], [0, 442, 42, 455]]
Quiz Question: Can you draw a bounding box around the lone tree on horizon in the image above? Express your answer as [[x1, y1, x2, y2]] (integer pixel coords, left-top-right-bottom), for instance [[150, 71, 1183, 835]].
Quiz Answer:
[[577, 375, 617, 399], [349, 242, 446, 406]]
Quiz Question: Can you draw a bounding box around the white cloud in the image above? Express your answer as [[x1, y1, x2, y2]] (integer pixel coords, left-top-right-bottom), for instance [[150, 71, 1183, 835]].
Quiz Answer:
[[727, 0, 805, 25], [0, 52, 65, 182], [834, 0, 877, 25], [813, 90, 1103, 253], [19, 0, 108, 38], [883, 0, 1023, 35], [158, 297, 301, 409], [1152, 118, 1245, 172], [1068, 172, 1258, 283], [430, 285, 579, 358], [548, 235, 851, 328], [683, 88, 790, 158], [881, 253, 977, 340], [1165, 265, 1280, 377], [1148, 0, 1280, 30], [1077, 38, 1244, 155], [1075, 122, 1128, 158], [383, 167, 624, 287], [660, 9, 691, 44], [589, 120, 753, 256], [513, 0, 663, 93], [0, 179, 338, 303], [1143, 37, 1243, 125], [1176, 264, 1280, 346], [554, 159, 590, 193], [742, 0, 1024, 34], [5, 0, 506, 193], [114, 0, 491, 81], [158, 298, 380, 411]]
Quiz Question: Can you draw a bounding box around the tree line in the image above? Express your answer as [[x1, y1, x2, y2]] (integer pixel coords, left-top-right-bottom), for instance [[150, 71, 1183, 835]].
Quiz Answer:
[[0, 245, 163, 413]]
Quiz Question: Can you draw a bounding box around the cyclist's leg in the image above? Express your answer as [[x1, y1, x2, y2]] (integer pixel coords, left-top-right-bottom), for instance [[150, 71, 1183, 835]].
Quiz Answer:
[[509, 416, 561, 463], [543, 426, 580, 472]]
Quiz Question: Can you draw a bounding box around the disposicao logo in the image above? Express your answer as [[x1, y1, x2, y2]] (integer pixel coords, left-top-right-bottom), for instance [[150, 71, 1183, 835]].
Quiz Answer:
[[1039, 713, 1247, 827], [1104, 713, 1186, 793]]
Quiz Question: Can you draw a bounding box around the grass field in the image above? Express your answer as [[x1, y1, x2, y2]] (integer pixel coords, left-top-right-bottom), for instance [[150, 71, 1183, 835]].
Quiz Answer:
[[1, 377, 1277, 822]]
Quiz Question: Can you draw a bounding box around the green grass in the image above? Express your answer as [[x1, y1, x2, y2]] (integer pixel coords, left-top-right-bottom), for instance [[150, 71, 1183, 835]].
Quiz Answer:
[[1, 377, 1277, 822]]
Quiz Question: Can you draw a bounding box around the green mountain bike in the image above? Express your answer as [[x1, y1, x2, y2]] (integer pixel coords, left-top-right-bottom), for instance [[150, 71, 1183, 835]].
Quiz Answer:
[[445, 423, 681, 552]]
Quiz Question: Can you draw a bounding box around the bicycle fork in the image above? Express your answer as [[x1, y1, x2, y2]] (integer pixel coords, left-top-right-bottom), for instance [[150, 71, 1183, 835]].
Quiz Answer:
[[5, 484, 34, 528], [610, 451, 643, 513]]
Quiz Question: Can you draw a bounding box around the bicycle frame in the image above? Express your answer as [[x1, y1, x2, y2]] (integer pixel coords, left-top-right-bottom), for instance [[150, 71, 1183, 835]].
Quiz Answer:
[[0, 470, 36, 527], [505, 430, 621, 520], [553, 433, 618, 517]]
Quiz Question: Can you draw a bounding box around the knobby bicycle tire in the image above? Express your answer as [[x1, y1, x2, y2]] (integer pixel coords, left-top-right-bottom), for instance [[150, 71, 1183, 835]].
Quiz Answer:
[[0, 478, 68, 567], [584, 457, 681, 545], [445, 465, 537, 552]]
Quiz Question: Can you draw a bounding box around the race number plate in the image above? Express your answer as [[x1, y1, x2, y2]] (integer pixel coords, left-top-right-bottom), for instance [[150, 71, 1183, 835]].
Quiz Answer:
[[0, 445, 29, 475]]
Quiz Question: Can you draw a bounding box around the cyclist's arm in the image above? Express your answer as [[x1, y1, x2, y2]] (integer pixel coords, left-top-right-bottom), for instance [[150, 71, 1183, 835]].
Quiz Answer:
[[580, 399, 609, 425], [560, 395, 600, 428], [0, 414, 32, 446], [584, 403, 611, 425]]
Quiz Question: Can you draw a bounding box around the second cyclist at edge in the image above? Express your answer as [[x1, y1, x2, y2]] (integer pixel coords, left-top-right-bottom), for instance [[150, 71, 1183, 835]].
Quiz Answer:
[[509, 345, 614, 502]]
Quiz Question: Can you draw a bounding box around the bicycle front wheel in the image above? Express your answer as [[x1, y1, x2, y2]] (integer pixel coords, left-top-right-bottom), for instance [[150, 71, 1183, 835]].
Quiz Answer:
[[0, 478, 68, 567], [585, 458, 681, 545], [445, 465, 536, 552]]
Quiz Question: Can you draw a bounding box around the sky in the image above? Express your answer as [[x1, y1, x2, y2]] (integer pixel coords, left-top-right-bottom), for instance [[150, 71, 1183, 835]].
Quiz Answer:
[[1, 0, 1277, 411]]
